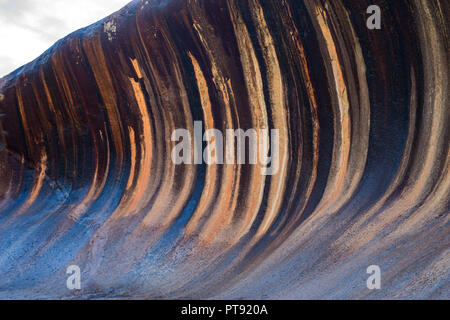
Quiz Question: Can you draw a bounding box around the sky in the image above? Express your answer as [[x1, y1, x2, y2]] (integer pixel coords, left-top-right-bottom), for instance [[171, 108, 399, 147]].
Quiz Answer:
[[0, 0, 131, 77]]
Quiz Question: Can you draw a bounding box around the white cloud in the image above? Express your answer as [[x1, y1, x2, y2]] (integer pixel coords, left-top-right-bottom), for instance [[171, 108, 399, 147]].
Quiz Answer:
[[0, 0, 131, 77]]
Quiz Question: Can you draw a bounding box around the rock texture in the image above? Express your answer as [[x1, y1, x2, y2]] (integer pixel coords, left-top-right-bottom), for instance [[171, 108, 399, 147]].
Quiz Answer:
[[0, 0, 448, 299]]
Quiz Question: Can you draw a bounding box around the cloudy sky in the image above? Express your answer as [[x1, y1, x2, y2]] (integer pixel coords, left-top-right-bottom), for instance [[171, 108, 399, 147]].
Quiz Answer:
[[0, 0, 131, 77]]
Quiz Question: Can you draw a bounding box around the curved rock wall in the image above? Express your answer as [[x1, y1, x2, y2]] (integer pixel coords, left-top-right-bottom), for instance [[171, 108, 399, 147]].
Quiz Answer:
[[0, 0, 448, 299]]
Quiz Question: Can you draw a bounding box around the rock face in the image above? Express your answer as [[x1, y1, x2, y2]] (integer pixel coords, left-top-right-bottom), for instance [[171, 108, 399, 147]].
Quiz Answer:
[[0, 0, 448, 299]]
